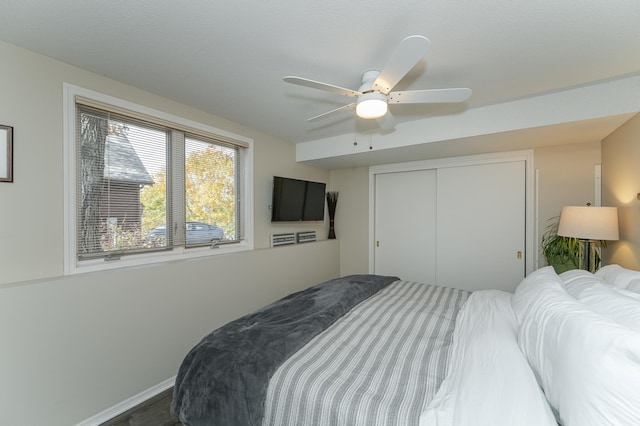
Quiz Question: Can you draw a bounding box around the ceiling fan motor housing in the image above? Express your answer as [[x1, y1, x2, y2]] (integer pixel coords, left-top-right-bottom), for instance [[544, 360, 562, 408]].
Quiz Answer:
[[359, 70, 381, 91]]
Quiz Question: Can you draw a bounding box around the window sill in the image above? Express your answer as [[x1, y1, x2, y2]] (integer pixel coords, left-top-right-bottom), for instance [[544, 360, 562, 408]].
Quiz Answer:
[[67, 241, 253, 275]]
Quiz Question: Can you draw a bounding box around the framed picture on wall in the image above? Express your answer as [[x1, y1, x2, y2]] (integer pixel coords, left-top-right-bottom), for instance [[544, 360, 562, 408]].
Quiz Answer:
[[0, 125, 13, 183]]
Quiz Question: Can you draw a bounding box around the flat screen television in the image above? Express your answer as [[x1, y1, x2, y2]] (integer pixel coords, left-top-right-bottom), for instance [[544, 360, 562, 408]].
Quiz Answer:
[[271, 176, 326, 222]]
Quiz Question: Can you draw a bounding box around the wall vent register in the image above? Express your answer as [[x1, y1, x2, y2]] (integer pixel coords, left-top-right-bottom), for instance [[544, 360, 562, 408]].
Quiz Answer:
[[297, 231, 317, 243], [270, 233, 296, 247]]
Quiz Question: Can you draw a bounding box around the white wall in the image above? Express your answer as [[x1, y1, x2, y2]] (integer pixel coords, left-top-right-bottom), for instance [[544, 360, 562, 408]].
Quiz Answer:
[[534, 141, 602, 266], [602, 113, 640, 269], [0, 40, 338, 425], [329, 167, 370, 275]]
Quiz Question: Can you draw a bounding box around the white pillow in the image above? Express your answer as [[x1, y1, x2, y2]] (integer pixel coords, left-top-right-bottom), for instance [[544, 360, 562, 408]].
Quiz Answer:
[[628, 281, 640, 294], [596, 264, 640, 289], [595, 264, 626, 284], [559, 269, 609, 298], [511, 266, 563, 325], [577, 283, 640, 333], [513, 276, 640, 425]]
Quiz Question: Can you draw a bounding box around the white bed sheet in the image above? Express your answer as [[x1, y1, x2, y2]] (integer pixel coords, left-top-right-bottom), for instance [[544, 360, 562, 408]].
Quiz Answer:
[[420, 289, 556, 426]]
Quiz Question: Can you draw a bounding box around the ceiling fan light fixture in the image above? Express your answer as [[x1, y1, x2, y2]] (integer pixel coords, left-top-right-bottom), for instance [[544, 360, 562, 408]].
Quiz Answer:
[[356, 92, 388, 119]]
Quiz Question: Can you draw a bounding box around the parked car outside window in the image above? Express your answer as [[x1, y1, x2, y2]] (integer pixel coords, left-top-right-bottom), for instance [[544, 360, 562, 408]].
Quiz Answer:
[[148, 221, 225, 245]]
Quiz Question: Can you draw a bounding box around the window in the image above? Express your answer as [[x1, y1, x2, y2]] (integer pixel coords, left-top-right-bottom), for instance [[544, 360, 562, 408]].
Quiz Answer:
[[64, 84, 253, 274]]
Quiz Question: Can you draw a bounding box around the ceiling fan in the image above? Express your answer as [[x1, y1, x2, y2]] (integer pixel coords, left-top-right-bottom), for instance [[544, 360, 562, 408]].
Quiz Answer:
[[283, 35, 472, 130]]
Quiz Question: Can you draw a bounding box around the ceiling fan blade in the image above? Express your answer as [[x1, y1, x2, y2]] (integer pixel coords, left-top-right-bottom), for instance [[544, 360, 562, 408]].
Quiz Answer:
[[388, 88, 472, 104], [376, 111, 397, 130], [370, 35, 431, 94], [307, 103, 356, 122], [284, 76, 360, 98]]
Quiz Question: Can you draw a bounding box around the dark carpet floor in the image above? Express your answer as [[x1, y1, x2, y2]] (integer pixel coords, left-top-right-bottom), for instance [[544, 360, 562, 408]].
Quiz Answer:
[[99, 388, 182, 426]]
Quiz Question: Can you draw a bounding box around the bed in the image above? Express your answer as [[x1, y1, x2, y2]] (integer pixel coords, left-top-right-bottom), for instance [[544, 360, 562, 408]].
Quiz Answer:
[[171, 268, 640, 426]]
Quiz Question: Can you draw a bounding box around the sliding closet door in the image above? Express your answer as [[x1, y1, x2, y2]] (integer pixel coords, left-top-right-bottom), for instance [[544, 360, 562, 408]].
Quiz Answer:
[[374, 169, 437, 283], [436, 161, 525, 291]]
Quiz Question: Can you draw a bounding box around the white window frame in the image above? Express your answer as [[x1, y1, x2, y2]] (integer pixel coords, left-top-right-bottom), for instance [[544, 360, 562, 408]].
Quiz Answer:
[[63, 83, 254, 275]]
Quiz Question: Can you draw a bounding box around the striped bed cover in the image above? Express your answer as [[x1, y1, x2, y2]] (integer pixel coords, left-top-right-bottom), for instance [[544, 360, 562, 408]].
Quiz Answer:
[[263, 280, 470, 426]]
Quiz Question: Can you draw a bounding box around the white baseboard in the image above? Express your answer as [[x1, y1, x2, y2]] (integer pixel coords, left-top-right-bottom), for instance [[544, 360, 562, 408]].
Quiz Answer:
[[74, 375, 176, 426]]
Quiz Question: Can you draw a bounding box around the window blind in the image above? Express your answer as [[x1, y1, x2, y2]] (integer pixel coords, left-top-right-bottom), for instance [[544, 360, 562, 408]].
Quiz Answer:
[[76, 105, 170, 259], [75, 103, 244, 261], [75, 96, 249, 148]]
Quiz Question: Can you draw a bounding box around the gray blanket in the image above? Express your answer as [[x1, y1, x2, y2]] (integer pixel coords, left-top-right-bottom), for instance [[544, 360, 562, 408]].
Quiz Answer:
[[171, 274, 399, 426]]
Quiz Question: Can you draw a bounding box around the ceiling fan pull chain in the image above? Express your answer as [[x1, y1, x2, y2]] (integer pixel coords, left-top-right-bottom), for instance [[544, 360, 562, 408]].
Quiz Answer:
[[353, 109, 358, 146]]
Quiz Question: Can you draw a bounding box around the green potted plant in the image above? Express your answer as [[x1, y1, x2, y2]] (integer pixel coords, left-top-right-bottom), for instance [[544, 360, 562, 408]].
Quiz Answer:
[[541, 217, 605, 273]]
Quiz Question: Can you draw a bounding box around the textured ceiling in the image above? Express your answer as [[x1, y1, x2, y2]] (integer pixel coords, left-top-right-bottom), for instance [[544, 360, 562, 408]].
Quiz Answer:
[[0, 0, 639, 146]]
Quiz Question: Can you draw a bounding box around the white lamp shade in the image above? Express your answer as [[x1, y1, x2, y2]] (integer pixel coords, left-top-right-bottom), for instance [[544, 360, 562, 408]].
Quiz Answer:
[[557, 206, 619, 241], [356, 92, 388, 119]]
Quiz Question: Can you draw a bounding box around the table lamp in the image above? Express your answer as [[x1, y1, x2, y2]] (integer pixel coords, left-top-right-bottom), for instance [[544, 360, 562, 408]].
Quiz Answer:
[[557, 205, 619, 272]]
